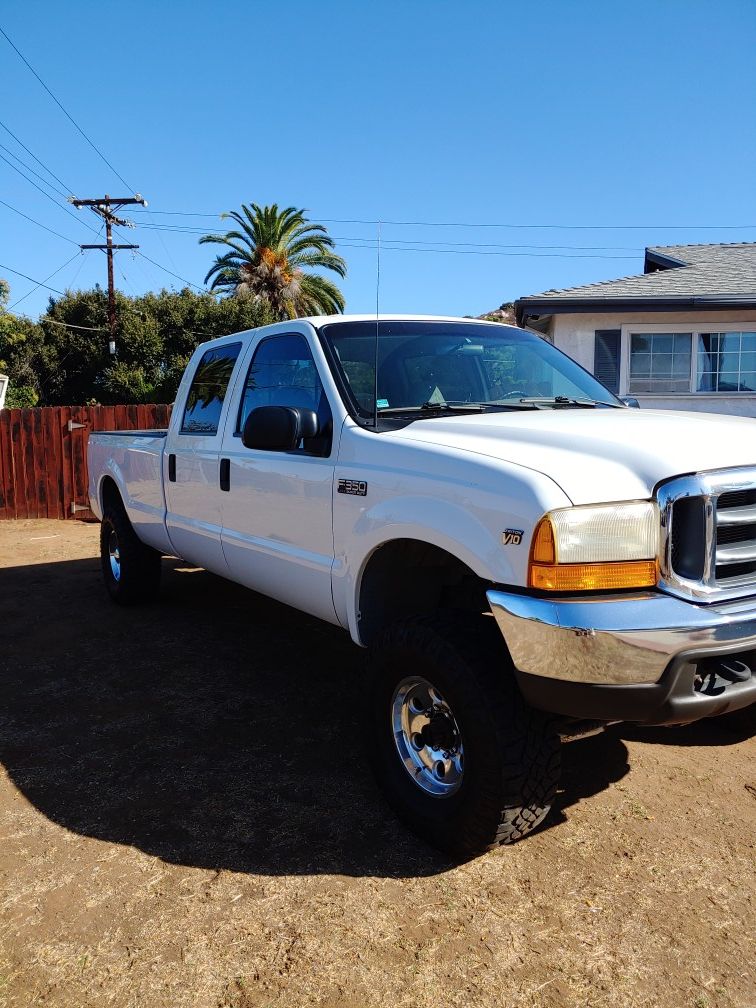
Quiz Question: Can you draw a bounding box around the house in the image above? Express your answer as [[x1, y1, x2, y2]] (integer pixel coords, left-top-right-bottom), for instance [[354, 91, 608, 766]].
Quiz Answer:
[[514, 243, 756, 415]]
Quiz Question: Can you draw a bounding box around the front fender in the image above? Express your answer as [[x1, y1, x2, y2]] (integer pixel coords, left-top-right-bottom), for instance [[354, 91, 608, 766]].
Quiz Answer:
[[333, 481, 568, 645]]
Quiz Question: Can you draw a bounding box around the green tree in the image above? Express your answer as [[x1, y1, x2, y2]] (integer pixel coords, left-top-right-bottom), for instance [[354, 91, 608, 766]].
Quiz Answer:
[[0, 285, 274, 406], [0, 279, 45, 407], [200, 203, 346, 319], [38, 287, 275, 405]]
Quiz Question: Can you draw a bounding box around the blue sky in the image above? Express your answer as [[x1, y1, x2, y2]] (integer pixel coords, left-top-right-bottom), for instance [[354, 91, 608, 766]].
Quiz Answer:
[[1, 0, 755, 321]]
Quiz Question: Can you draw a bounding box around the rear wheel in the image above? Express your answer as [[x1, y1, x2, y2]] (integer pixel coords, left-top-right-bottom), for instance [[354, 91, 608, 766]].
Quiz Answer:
[[368, 615, 561, 857], [100, 504, 161, 605]]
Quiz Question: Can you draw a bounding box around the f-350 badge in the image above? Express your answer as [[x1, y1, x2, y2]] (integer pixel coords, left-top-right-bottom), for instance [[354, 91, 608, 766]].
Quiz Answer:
[[338, 479, 368, 496]]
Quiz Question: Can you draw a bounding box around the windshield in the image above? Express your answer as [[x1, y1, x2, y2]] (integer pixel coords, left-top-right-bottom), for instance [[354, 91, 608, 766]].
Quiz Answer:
[[319, 320, 619, 419]]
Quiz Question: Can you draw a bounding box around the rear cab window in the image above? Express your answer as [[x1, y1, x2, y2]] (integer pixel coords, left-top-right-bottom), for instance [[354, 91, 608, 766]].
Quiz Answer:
[[180, 342, 242, 435]]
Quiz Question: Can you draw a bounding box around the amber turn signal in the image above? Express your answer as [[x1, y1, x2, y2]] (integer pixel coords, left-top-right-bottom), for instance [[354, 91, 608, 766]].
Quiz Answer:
[[528, 559, 658, 592], [530, 516, 556, 564]]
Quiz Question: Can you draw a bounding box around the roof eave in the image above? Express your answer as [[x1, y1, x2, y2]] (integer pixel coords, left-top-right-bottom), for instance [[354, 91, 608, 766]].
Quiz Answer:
[[515, 295, 756, 327]]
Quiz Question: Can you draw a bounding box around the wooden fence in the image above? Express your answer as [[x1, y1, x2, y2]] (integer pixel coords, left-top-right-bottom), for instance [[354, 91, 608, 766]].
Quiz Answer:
[[0, 404, 171, 521]]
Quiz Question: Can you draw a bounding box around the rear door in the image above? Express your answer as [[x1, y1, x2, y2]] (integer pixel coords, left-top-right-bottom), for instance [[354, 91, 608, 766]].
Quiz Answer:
[[219, 331, 339, 623], [164, 339, 244, 574]]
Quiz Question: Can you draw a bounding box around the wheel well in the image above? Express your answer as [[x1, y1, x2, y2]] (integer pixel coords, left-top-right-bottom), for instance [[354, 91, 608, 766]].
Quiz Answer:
[[100, 475, 123, 514], [357, 539, 490, 645]]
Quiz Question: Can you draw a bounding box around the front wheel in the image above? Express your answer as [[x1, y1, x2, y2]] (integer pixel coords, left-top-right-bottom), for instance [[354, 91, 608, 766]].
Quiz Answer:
[[100, 505, 161, 605], [368, 616, 561, 857]]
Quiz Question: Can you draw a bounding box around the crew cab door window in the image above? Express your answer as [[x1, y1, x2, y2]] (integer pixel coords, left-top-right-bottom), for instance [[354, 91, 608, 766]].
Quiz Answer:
[[237, 334, 332, 455], [181, 343, 242, 434]]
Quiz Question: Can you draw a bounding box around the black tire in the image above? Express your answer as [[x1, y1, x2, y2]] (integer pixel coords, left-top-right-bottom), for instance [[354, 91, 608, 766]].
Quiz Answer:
[[368, 615, 561, 857], [100, 503, 161, 605]]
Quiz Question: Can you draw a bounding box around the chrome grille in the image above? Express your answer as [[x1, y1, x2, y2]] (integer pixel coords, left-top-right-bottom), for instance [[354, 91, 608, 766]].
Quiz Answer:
[[659, 467, 756, 602]]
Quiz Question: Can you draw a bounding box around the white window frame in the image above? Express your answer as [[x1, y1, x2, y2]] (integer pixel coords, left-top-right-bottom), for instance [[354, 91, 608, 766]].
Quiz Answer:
[[620, 322, 756, 398]]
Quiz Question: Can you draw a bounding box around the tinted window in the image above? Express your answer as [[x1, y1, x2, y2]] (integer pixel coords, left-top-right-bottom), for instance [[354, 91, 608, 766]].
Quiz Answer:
[[320, 321, 618, 418], [697, 332, 756, 393], [238, 335, 329, 427], [181, 342, 241, 434], [237, 334, 332, 455]]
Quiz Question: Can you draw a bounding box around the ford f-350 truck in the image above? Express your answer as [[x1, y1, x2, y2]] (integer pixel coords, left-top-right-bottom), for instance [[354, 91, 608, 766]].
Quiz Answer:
[[88, 316, 756, 856]]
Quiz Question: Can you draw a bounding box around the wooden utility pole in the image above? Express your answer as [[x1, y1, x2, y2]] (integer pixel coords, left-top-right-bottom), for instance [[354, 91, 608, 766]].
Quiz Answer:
[[71, 194, 146, 353]]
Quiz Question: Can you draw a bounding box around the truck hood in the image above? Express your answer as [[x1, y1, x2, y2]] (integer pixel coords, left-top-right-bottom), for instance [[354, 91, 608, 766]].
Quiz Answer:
[[389, 408, 756, 505]]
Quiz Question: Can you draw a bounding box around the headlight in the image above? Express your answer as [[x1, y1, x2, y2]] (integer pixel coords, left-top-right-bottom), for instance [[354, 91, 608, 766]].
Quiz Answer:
[[528, 501, 659, 591]]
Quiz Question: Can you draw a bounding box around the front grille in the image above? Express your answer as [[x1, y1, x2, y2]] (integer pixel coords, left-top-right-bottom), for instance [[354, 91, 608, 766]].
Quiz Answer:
[[715, 489, 756, 586], [659, 467, 756, 602]]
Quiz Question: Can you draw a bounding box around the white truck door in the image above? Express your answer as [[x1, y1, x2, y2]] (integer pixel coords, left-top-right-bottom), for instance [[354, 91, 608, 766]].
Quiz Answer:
[[163, 339, 244, 575], [219, 331, 338, 624]]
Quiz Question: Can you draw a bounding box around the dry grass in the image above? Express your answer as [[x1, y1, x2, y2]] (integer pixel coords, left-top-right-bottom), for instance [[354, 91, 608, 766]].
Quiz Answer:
[[0, 519, 754, 1008]]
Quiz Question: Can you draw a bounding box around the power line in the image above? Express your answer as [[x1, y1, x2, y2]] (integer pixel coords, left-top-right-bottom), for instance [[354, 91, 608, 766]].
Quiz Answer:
[[104, 219, 202, 292], [340, 237, 641, 252], [117, 263, 139, 299], [127, 208, 756, 231], [138, 221, 642, 252], [65, 251, 87, 291], [0, 150, 99, 234], [0, 197, 79, 245], [322, 218, 756, 231], [41, 318, 107, 332], [0, 115, 74, 194], [0, 24, 135, 193], [134, 250, 202, 290], [0, 140, 70, 199], [333, 242, 637, 260], [1, 258, 74, 301], [7, 244, 89, 311], [133, 220, 641, 249], [109, 223, 201, 290]]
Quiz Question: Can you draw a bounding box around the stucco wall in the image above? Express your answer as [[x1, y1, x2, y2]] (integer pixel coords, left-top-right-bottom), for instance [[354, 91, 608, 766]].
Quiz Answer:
[[549, 310, 756, 417]]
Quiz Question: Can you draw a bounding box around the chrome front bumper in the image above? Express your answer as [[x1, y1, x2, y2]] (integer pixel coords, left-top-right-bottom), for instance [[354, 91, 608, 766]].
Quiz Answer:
[[487, 589, 756, 725]]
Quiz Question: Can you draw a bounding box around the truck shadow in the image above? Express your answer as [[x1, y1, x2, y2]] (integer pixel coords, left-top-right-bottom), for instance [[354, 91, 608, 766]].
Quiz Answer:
[[0, 553, 682, 875]]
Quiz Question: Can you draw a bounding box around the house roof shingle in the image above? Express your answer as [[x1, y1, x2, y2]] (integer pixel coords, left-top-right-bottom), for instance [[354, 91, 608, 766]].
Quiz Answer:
[[515, 243, 756, 324]]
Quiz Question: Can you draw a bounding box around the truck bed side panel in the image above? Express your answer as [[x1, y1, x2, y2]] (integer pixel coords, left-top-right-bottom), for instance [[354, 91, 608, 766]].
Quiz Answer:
[[87, 431, 173, 555]]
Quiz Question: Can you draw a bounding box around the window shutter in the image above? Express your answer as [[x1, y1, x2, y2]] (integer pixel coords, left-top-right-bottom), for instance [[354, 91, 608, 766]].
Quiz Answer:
[[594, 330, 621, 393]]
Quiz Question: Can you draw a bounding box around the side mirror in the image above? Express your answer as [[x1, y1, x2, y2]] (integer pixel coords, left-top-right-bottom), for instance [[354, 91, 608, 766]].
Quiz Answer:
[[619, 396, 641, 408], [241, 405, 319, 451]]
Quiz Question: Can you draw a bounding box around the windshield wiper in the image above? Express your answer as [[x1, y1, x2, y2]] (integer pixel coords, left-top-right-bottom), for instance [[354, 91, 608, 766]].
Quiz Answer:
[[378, 400, 539, 416], [517, 396, 621, 409], [377, 402, 485, 416]]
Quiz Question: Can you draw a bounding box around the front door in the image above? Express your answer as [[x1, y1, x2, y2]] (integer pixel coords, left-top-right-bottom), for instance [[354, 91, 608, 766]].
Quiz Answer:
[[219, 332, 338, 623]]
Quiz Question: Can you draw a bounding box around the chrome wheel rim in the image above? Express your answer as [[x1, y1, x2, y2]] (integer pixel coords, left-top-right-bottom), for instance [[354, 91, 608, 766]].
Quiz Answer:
[[391, 676, 464, 796], [108, 530, 121, 582]]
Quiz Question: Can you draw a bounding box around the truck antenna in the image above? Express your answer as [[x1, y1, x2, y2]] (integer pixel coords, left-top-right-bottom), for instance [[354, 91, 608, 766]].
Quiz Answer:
[[373, 220, 381, 429]]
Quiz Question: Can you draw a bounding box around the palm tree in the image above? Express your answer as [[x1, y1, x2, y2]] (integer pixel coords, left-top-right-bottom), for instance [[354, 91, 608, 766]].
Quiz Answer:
[[200, 203, 347, 319]]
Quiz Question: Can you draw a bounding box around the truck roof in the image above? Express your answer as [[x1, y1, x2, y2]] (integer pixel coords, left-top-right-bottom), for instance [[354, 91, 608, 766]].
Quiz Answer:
[[196, 314, 516, 351], [302, 313, 507, 327]]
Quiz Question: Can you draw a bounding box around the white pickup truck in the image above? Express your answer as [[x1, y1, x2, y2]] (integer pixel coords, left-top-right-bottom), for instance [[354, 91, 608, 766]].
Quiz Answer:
[[88, 315, 756, 856]]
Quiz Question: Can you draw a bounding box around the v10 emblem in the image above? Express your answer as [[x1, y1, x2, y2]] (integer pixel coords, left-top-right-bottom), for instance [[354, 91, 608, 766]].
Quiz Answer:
[[501, 528, 524, 546]]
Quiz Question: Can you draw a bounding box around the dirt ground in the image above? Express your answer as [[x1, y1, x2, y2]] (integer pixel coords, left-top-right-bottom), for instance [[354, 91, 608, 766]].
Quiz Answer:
[[0, 519, 754, 1008]]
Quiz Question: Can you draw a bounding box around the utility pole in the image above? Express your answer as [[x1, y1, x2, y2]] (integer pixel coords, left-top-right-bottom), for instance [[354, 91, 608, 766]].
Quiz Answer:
[[71, 194, 146, 354]]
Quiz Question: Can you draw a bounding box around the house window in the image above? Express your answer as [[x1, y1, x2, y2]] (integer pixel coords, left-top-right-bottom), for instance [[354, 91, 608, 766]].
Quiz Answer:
[[696, 332, 756, 393], [628, 333, 691, 393], [626, 330, 756, 395]]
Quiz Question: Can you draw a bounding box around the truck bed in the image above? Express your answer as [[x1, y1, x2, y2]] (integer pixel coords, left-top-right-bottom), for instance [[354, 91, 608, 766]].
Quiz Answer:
[[87, 430, 172, 554]]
